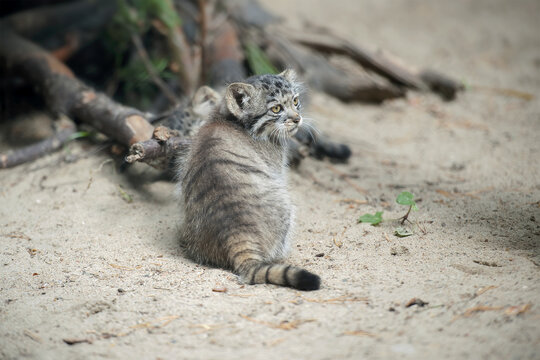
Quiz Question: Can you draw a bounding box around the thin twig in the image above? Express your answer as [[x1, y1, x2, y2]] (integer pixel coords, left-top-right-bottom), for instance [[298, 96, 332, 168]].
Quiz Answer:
[[399, 205, 412, 225], [198, 0, 208, 83], [131, 34, 180, 104], [152, 7, 197, 95]]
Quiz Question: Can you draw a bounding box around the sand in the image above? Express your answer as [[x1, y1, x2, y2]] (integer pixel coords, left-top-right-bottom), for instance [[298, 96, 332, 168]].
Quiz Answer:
[[1, 0, 539, 359]]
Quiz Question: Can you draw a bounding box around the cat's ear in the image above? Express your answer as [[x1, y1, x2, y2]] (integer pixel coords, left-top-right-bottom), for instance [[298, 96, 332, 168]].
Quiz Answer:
[[225, 82, 258, 119], [192, 86, 221, 107], [279, 69, 297, 83]]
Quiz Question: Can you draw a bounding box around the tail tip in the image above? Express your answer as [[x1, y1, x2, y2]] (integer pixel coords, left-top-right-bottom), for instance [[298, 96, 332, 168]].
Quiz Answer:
[[295, 270, 321, 291]]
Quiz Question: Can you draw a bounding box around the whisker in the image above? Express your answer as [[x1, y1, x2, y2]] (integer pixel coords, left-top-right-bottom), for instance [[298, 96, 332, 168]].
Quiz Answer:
[[301, 119, 321, 136]]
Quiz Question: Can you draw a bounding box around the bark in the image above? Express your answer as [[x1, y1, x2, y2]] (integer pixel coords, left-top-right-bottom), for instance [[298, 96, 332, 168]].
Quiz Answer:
[[125, 125, 191, 169], [0, 27, 155, 147]]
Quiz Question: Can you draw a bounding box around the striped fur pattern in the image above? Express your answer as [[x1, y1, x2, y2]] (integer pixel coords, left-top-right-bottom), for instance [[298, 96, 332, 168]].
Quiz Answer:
[[164, 86, 221, 137], [176, 70, 320, 291]]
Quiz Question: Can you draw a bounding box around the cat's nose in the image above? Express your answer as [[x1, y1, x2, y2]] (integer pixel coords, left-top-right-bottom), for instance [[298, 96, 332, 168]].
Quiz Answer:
[[292, 114, 301, 123]]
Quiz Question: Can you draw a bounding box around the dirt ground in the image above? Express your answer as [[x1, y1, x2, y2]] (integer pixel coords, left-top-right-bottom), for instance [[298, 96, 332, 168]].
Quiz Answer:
[[1, 0, 539, 359]]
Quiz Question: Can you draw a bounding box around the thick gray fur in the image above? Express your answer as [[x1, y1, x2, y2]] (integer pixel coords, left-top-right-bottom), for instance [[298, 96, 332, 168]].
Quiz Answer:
[[176, 69, 320, 291]]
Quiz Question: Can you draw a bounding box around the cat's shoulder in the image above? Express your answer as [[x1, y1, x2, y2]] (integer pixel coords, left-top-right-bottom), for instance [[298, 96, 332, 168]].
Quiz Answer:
[[196, 116, 246, 140]]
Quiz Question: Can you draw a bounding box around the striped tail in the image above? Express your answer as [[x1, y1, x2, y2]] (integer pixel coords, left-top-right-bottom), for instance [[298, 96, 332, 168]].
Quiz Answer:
[[234, 259, 320, 291]]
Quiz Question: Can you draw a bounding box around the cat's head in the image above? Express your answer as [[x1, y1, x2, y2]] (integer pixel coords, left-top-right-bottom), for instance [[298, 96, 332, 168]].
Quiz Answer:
[[223, 69, 303, 143]]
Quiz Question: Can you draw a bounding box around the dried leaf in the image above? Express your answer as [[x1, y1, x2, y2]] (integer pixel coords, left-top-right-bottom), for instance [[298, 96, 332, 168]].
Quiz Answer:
[[212, 287, 227, 293], [240, 315, 314, 330], [473, 260, 501, 267], [343, 330, 376, 337], [476, 285, 497, 296], [1, 231, 32, 240], [504, 303, 532, 316], [405, 298, 429, 307], [63, 338, 93, 345], [109, 263, 137, 271], [436, 189, 454, 198], [24, 330, 43, 343], [189, 323, 227, 334], [462, 305, 503, 317], [130, 315, 179, 330], [300, 294, 368, 304], [394, 227, 413, 237]]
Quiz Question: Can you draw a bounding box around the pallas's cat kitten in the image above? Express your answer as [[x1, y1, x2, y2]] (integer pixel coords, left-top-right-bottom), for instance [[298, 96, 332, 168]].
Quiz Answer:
[[177, 70, 320, 291]]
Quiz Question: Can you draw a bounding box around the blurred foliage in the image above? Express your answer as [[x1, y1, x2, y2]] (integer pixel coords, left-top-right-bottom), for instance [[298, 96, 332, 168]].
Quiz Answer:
[[245, 42, 277, 76], [103, 0, 181, 109], [117, 57, 174, 108]]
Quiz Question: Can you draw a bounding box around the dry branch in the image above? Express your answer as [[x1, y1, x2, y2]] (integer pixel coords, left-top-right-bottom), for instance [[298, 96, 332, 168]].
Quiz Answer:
[[288, 29, 463, 100], [288, 30, 428, 90], [0, 27, 155, 147], [0, 116, 76, 169], [125, 125, 191, 169], [152, 0, 199, 96], [0, 0, 462, 170], [1, 0, 115, 38], [261, 32, 404, 103]]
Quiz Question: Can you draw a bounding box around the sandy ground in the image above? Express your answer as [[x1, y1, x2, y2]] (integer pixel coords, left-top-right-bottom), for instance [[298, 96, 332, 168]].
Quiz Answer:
[[1, 0, 539, 359]]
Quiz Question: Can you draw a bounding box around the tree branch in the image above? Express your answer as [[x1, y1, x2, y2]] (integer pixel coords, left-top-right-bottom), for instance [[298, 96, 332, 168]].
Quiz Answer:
[[0, 27, 155, 147], [0, 116, 76, 169]]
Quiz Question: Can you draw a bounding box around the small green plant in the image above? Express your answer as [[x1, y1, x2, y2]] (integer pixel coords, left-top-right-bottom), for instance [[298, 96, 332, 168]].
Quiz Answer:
[[67, 131, 92, 142], [395, 191, 417, 224], [357, 191, 420, 237], [358, 211, 383, 226]]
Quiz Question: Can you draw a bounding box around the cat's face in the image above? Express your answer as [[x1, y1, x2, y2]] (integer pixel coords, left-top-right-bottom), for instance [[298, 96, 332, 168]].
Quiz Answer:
[[224, 70, 303, 143]]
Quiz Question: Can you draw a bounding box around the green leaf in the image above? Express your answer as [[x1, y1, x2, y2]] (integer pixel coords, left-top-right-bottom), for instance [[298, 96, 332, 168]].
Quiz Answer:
[[118, 185, 133, 204], [394, 227, 413, 237], [140, 0, 182, 29], [244, 42, 278, 75], [396, 191, 417, 210], [67, 131, 92, 142], [358, 211, 383, 225]]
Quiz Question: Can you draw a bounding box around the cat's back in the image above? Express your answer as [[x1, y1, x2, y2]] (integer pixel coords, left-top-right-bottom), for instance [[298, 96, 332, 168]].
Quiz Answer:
[[183, 118, 285, 187], [179, 117, 288, 216], [178, 117, 292, 264]]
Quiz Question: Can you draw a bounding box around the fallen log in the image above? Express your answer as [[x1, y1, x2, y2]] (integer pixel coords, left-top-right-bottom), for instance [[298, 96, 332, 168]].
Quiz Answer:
[[0, 27, 155, 147], [287, 28, 463, 100], [261, 32, 404, 103]]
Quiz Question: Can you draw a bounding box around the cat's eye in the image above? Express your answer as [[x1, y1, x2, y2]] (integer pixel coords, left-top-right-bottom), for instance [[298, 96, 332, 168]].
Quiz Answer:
[[293, 97, 299, 107], [271, 105, 282, 113]]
